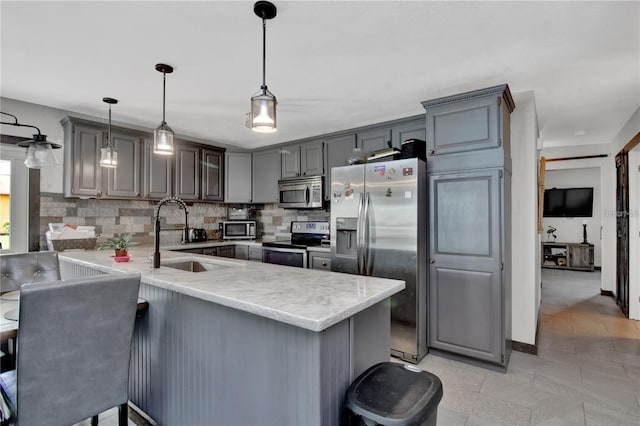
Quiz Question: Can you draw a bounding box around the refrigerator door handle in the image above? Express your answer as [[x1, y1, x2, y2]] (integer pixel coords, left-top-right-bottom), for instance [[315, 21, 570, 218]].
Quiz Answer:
[[356, 192, 365, 274], [363, 192, 373, 276]]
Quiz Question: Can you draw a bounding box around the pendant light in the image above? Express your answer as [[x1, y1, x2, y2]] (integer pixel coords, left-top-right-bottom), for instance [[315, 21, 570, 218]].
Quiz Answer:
[[154, 63, 175, 155], [99, 97, 118, 168], [250, 1, 277, 133], [0, 112, 61, 169]]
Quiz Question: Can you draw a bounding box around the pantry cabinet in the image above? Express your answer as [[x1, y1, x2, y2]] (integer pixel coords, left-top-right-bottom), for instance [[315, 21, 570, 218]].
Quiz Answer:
[[252, 148, 281, 203], [225, 152, 252, 203]]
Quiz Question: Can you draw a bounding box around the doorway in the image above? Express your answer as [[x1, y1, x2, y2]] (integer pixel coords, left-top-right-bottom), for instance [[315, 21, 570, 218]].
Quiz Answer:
[[615, 150, 629, 317], [0, 145, 30, 253]]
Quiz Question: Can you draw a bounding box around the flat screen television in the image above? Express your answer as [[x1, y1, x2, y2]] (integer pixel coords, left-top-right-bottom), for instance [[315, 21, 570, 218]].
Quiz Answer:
[[543, 187, 593, 217]]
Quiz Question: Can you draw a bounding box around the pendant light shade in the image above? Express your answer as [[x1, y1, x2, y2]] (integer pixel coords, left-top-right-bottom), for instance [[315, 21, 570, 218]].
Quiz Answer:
[[154, 63, 175, 155], [250, 1, 277, 133], [100, 97, 118, 168], [0, 112, 61, 168]]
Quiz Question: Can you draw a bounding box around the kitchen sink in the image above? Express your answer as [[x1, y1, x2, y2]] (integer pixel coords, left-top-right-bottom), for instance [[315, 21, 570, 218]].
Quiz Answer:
[[161, 257, 234, 272]]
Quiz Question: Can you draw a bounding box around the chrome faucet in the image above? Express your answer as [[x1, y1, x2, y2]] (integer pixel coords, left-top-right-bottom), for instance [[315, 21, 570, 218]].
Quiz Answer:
[[153, 197, 189, 268]]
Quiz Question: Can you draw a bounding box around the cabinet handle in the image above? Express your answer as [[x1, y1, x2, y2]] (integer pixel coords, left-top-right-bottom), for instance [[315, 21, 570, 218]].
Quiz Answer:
[[428, 149, 435, 156], [429, 258, 435, 264], [321, 262, 327, 267], [97, 191, 102, 197], [136, 192, 140, 196]]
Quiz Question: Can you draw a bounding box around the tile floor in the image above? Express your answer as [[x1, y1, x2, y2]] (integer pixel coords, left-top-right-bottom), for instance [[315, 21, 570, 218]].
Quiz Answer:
[[416, 268, 640, 426]]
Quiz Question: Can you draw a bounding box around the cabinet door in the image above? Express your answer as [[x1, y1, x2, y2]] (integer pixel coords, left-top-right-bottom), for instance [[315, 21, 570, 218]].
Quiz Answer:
[[105, 131, 142, 198], [143, 138, 173, 199], [324, 134, 356, 201], [218, 246, 235, 258], [203, 247, 218, 256], [235, 245, 249, 260], [568, 245, 593, 270], [248, 246, 263, 261], [175, 144, 200, 200], [201, 149, 224, 201], [356, 128, 391, 155], [281, 145, 301, 178], [71, 124, 103, 197], [428, 169, 504, 364], [300, 141, 324, 176], [225, 152, 252, 203], [425, 96, 500, 156], [392, 120, 426, 148], [252, 149, 281, 203]]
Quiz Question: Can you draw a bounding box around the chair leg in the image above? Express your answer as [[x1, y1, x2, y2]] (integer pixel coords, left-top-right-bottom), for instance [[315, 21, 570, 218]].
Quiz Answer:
[[91, 415, 98, 426], [118, 402, 128, 426]]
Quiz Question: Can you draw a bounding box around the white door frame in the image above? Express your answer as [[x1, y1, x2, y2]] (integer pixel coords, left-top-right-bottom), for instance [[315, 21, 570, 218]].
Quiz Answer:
[[0, 145, 29, 253], [627, 148, 639, 320]]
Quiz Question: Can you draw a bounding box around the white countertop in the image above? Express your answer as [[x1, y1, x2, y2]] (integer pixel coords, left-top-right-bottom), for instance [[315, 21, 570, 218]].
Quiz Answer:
[[58, 248, 404, 332], [162, 240, 263, 250]]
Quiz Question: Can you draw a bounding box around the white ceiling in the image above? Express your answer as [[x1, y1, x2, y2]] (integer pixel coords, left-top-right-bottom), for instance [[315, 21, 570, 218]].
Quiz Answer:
[[1, 1, 638, 150]]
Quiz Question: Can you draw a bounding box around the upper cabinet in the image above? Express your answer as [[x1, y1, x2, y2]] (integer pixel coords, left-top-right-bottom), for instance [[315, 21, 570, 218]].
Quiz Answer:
[[62, 116, 225, 202], [252, 148, 280, 203], [356, 128, 392, 154], [143, 138, 172, 199], [225, 152, 252, 203], [422, 84, 515, 158], [104, 130, 143, 198], [391, 119, 426, 147], [281, 140, 324, 179], [324, 134, 356, 201], [63, 119, 104, 198], [201, 148, 224, 202]]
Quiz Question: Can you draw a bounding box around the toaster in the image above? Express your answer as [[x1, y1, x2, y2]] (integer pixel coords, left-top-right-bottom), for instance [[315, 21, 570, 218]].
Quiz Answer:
[[188, 228, 207, 242]]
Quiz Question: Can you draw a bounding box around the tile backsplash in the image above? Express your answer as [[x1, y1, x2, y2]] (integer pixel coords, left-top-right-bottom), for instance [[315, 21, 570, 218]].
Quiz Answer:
[[39, 193, 330, 250]]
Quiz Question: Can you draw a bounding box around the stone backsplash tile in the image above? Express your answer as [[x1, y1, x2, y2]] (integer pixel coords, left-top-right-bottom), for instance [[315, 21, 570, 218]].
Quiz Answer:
[[40, 194, 330, 249]]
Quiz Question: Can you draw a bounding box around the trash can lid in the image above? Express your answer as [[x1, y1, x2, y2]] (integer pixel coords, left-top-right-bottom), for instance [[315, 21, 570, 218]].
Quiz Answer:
[[345, 362, 443, 426]]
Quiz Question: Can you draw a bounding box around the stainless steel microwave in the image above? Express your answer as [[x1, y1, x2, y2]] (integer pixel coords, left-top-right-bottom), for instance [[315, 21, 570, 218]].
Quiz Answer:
[[278, 176, 324, 209], [221, 221, 256, 240]]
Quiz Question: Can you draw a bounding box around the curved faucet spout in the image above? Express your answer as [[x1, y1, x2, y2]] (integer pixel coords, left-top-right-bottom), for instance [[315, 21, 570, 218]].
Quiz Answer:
[[153, 197, 190, 268]]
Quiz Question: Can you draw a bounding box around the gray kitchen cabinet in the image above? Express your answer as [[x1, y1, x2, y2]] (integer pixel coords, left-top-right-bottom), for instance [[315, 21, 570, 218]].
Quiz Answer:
[[422, 84, 514, 157], [324, 134, 356, 201], [392, 119, 426, 146], [308, 252, 331, 271], [62, 119, 104, 197], [235, 245, 249, 260], [225, 152, 252, 203], [249, 246, 262, 262], [356, 127, 392, 155], [218, 246, 235, 258], [104, 130, 143, 198], [143, 138, 173, 199], [281, 140, 324, 179], [423, 84, 514, 370], [252, 148, 281, 203], [174, 143, 200, 201], [202, 247, 218, 256], [201, 148, 224, 201]]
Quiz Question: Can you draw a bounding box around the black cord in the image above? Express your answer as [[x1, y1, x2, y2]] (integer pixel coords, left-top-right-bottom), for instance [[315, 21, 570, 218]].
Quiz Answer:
[[0, 111, 42, 135]]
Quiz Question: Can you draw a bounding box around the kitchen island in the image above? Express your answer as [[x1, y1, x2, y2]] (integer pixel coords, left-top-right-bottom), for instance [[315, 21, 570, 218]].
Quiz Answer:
[[58, 248, 404, 426]]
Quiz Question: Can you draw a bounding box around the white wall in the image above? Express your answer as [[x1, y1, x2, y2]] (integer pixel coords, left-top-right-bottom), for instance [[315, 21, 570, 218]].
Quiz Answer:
[[543, 168, 602, 266], [611, 107, 640, 153], [510, 91, 540, 346]]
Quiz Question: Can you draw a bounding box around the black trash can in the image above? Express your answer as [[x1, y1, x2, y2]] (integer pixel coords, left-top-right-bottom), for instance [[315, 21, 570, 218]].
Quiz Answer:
[[345, 362, 443, 426]]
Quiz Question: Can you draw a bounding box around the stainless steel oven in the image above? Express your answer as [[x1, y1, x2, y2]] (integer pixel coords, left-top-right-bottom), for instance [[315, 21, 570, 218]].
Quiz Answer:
[[221, 221, 256, 240], [277, 176, 324, 209], [262, 247, 307, 268]]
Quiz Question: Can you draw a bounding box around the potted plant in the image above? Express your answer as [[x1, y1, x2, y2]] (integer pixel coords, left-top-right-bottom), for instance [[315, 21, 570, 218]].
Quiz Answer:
[[98, 232, 138, 257]]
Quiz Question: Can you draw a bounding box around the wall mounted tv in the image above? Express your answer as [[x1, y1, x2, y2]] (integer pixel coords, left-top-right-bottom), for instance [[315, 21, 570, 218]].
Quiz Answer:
[[543, 187, 593, 217]]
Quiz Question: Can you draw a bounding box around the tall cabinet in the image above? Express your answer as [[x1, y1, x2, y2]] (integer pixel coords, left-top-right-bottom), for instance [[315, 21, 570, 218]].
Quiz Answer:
[[422, 84, 514, 370]]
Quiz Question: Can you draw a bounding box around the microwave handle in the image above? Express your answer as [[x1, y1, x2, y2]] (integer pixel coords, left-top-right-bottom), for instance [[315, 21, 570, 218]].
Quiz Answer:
[[305, 187, 310, 204]]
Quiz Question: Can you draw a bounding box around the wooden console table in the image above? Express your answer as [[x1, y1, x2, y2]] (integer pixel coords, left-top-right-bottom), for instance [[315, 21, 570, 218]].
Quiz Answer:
[[542, 242, 595, 271]]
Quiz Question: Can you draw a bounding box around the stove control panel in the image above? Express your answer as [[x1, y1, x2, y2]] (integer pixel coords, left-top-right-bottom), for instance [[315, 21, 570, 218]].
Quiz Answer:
[[291, 221, 330, 235]]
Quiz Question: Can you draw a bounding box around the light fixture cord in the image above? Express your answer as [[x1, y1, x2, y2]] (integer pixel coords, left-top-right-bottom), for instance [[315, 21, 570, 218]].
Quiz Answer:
[[261, 16, 267, 90], [162, 71, 167, 124], [0, 111, 42, 135], [108, 104, 113, 149]]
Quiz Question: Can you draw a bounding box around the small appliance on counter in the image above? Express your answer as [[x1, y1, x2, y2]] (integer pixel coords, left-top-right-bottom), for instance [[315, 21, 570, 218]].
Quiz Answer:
[[262, 221, 330, 268], [188, 228, 207, 243], [220, 221, 256, 240]]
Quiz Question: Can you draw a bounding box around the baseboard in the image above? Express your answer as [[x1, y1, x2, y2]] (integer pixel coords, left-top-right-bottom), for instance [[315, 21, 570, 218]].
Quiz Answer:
[[512, 340, 538, 355], [601, 289, 615, 298]]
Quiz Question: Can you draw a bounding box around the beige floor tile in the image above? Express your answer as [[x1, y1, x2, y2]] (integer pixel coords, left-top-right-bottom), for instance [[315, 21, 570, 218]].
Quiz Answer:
[[470, 394, 532, 426], [480, 374, 557, 409], [580, 367, 640, 394], [438, 386, 479, 416], [435, 407, 468, 426], [613, 337, 640, 355], [532, 402, 585, 426], [584, 401, 640, 426]]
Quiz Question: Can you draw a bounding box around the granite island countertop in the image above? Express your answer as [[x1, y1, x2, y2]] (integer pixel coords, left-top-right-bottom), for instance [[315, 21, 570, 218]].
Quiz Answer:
[[58, 248, 404, 332]]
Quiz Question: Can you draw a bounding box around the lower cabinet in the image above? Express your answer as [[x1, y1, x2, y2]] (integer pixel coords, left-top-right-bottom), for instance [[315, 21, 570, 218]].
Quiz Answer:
[[308, 252, 331, 271], [249, 246, 263, 262], [202, 246, 235, 258], [235, 245, 249, 260]]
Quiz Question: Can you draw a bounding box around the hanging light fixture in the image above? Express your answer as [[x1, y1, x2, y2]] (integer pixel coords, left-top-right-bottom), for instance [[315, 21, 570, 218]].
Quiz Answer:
[[99, 97, 118, 168], [250, 1, 278, 133], [0, 111, 61, 169], [154, 63, 175, 155]]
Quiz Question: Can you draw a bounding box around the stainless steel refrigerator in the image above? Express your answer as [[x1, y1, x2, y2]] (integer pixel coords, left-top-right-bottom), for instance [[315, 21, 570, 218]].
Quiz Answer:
[[330, 158, 427, 363]]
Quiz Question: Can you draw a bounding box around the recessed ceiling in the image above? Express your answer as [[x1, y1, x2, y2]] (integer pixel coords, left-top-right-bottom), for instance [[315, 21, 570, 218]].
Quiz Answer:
[[1, 1, 638, 149]]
